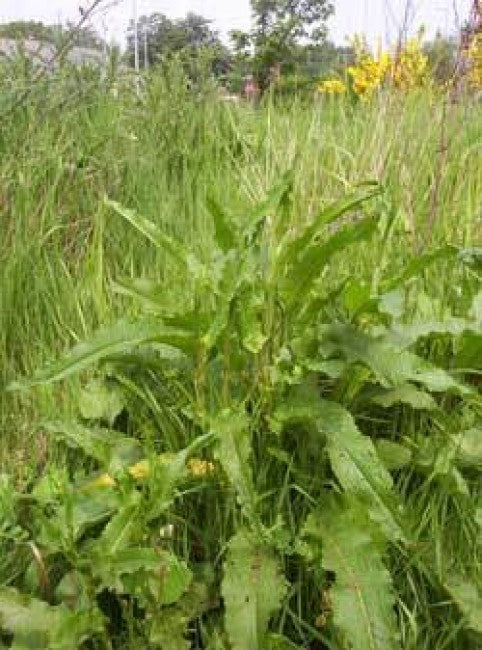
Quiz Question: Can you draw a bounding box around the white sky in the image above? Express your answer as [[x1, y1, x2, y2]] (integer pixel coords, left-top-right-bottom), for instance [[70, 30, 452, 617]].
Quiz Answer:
[[0, 1, 473, 47]]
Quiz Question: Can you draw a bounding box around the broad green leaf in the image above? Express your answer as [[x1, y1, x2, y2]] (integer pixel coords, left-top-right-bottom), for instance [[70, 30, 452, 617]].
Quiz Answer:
[[274, 398, 405, 541], [282, 218, 378, 311], [445, 576, 482, 634], [105, 199, 187, 267], [55, 571, 90, 610], [40, 488, 120, 546], [239, 288, 267, 354], [455, 332, 482, 371], [383, 245, 459, 292], [302, 496, 400, 650], [95, 494, 142, 555], [370, 384, 437, 410], [222, 529, 287, 650], [387, 318, 477, 350], [453, 428, 482, 469], [320, 323, 470, 395], [78, 378, 125, 426], [244, 170, 294, 241], [206, 195, 236, 252], [378, 289, 405, 321], [277, 185, 380, 272], [0, 588, 103, 649], [9, 318, 196, 388], [149, 552, 193, 606], [202, 252, 240, 351], [342, 278, 372, 315], [413, 436, 470, 496], [44, 421, 143, 472], [150, 582, 213, 649], [211, 409, 257, 521], [92, 547, 192, 605], [375, 440, 413, 471]]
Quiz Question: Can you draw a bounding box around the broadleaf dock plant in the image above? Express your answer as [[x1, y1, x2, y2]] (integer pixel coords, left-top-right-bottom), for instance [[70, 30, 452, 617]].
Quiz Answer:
[[3, 170, 482, 649]]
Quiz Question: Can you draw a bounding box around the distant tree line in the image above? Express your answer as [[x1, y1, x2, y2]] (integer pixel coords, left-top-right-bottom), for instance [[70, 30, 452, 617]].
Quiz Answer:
[[0, 20, 104, 51], [0, 10, 461, 93]]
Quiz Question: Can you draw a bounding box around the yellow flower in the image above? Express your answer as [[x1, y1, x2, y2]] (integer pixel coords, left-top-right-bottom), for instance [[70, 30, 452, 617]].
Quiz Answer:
[[318, 79, 347, 94], [467, 34, 482, 89], [187, 458, 215, 477], [81, 453, 215, 491]]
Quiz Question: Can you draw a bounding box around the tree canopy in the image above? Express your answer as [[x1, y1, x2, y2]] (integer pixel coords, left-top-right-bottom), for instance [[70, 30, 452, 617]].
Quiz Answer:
[[126, 12, 230, 77], [249, 0, 334, 90], [0, 20, 104, 50]]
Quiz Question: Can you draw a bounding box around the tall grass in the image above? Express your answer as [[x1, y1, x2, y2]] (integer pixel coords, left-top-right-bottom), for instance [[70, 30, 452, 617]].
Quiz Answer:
[[0, 61, 481, 648]]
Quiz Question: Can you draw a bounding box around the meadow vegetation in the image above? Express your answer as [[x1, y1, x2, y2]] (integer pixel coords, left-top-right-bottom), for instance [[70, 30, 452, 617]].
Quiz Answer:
[[0, 55, 481, 649]]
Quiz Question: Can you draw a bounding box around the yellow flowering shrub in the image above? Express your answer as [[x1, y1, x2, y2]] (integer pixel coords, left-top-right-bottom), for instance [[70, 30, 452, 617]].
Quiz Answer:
[[322, 34, 429, 99], [467, 33, 482, 89], [392, 38, 429, 90], [347, 51, 392, 98]]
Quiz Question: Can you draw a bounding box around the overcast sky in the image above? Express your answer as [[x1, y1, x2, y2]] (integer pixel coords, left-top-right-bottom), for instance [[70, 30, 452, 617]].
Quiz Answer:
[[0, 1, 472, 46]]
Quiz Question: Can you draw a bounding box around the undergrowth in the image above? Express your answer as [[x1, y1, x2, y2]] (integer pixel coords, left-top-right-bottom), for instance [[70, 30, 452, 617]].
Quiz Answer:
[[0, 59, 481, 649]]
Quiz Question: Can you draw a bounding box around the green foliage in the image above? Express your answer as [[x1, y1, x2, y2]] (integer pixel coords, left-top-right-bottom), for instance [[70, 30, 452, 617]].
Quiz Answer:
[[126, 12, 230, 78], [1, 66, 481, 649], [0, 588, 104, 649], [302, 495, 400, 649], [238, 0, 334, 91], [222, 529, 287, 649]]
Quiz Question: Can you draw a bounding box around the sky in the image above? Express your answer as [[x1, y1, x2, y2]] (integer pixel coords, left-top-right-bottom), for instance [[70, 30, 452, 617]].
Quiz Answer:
[[0, 0, 473, 47]]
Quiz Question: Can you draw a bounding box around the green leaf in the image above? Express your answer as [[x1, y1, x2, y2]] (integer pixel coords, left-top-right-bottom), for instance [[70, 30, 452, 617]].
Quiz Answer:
[[41, 488, 120, 546], [44, 421, 143, 472], [383, 245, 459, 292], [0, 588, 103, 649], [9, 318, 196, 388], [320, 323, 471, 395], [95, 494, 142, 555], [238, 288, 267, 354], [453, 428, 482, 469], [55, 571, 90, 610], [222, 529, 287, 650], [150, 552, 193, 606], [282, 218, 378, 311], [277, 185, 380, 272], [244, 170, 294, 241], [375, 440, 413, 471], [92, 547, 192, 605], [274, 398, 405, 541], [445, 576, 482, 634], [105, 199, 187, 267], [206, 195, 237, 252], [387, 319, 477, 350], [455, 332, 482, 371], [149, 582, 212, 649], [211, 409, 257, 521], [370, 384, 437, 410], [202, 252, 240, 351], [301, 496, 400, 650], [78, 378, 125, 426]]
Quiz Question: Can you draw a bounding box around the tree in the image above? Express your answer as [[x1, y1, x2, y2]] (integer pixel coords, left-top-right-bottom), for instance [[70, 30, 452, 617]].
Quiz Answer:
[[249, 0, 334, 91], [0, 20, 104, 51], [126, 12, 230, 78]]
